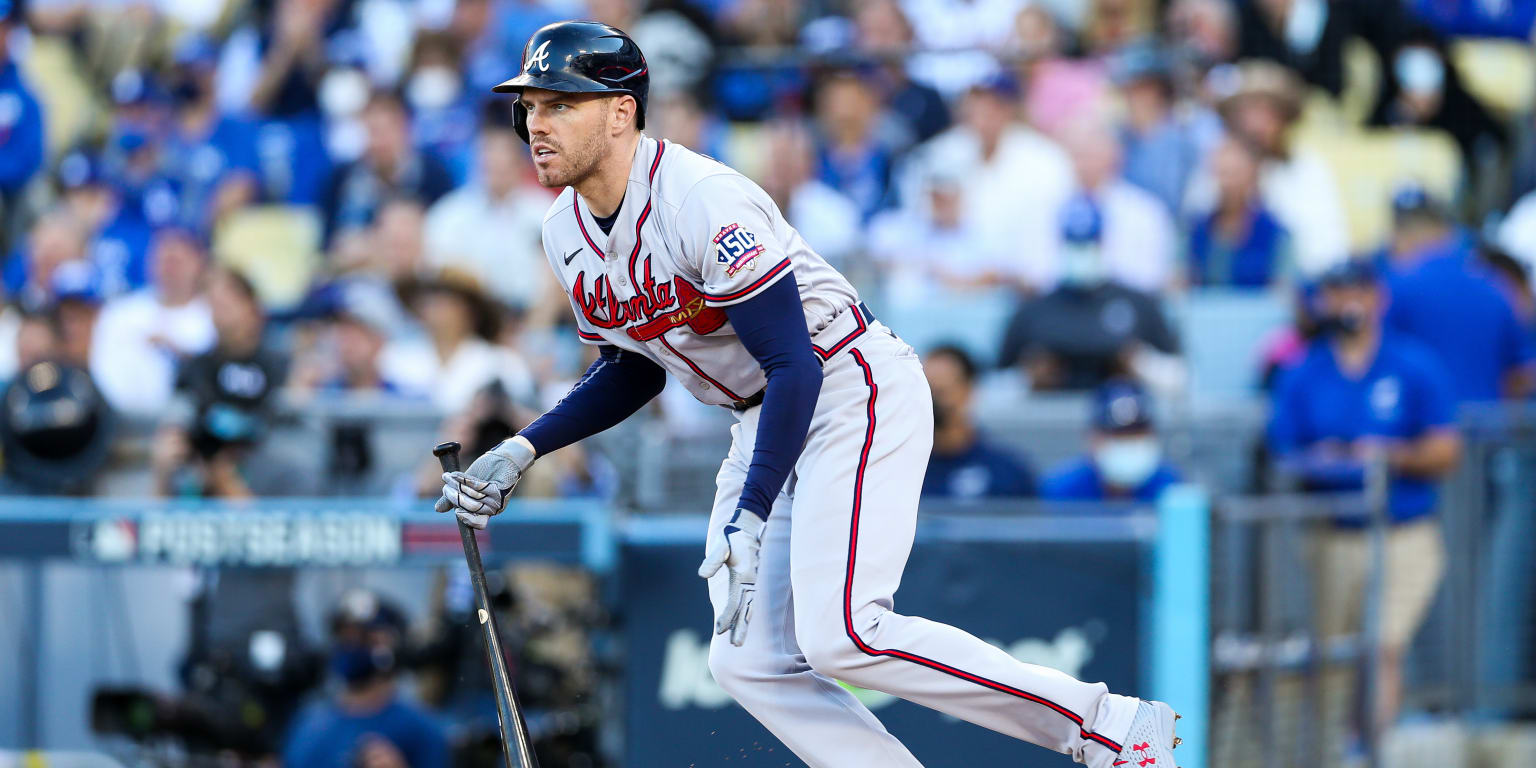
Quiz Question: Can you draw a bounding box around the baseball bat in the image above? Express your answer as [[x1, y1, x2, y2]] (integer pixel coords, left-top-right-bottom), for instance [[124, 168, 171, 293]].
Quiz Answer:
[[434, 441, 540, 768]]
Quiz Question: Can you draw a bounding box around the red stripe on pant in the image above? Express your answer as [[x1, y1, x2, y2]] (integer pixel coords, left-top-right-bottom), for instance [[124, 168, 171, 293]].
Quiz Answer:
[[842, 348, 1123, 756]]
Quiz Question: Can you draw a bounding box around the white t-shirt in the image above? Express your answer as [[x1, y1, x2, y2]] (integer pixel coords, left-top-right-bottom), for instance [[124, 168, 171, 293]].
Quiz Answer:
[[424, 183, 555, 308], [89, 291, 217, 416], [380, 336, 534, 413], [902, 124, 1076, 289]]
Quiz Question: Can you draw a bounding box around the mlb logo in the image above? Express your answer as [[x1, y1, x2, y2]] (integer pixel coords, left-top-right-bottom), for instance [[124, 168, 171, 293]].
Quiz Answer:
[[714, 223, 764, 277]]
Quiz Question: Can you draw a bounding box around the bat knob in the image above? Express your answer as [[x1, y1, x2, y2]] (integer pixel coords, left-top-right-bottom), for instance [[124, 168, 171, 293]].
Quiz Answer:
[[433, 441, 463, 472]]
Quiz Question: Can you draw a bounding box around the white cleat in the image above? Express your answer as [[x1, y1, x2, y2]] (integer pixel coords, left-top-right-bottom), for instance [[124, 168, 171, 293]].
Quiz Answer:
[[1112, 701, 1182, 767]]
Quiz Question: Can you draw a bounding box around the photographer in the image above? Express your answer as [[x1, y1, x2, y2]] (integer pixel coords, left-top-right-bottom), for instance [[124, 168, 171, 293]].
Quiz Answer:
[[284, 589, 448, 768], [153, 266, 290, 497]]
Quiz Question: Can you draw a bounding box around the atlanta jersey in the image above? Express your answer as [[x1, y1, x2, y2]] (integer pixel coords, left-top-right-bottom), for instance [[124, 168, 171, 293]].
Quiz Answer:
[[541, 136, 858, 407]]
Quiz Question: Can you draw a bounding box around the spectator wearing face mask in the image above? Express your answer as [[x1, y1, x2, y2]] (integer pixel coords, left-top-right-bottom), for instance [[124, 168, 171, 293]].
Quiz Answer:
[[404, 31, 477, 186], [998, 196, 1181, 391], [921, 345, 1034, 500], [1369, 32, 1506, 170], [163, 36, 262, 233], [284, 590, 448, 768], [1041, 379, 1181, 502], [1048, 117, 1176, 293], [1268, 259, 1461, 735], [321, 89, 455, 247]]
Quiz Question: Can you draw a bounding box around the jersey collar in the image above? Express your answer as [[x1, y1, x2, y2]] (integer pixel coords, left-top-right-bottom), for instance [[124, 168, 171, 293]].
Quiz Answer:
[[572, 135, 666, 279]]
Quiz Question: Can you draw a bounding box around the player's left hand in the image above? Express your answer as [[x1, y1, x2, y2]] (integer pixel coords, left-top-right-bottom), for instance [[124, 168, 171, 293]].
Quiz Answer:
[[697, 508, 765, 646]]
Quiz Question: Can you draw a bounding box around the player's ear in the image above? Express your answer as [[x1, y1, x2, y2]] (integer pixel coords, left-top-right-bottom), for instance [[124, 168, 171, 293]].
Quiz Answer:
[[610, 94, 638, 136]]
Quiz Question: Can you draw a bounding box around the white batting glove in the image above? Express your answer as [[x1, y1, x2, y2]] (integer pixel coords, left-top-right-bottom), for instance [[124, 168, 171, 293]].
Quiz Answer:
[[435, 437, 536, 529], [697, 508, 766, 646]]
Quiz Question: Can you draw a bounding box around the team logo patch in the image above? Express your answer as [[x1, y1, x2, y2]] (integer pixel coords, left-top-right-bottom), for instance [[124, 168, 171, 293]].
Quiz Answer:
[[713, 223, 764, 277]]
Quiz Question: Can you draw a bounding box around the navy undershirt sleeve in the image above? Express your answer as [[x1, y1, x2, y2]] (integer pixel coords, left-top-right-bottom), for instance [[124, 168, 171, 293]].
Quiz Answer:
[[723, 273, 823, 520], [518, 344, 667, 456]]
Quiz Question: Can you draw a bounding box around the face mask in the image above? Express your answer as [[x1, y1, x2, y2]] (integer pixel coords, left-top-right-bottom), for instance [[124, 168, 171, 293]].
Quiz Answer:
[[1284, 0, 1328, 55], [1395, 47, 1444, 96], [1318, 309, 1366, 337], [319, 68, 370, 119], [407, 66, 462, 111], [1094, 436, 1161, 489], [1059, 243, 1106, 289], [329, 642, 394, 686]]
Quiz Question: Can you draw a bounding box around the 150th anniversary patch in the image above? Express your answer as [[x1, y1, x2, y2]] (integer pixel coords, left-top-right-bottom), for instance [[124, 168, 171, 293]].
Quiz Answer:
[[713, 223, 765, 277]]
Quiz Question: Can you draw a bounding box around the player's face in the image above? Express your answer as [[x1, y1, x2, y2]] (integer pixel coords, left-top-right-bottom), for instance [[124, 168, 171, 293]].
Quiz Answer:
[[520, 88, 616, 188]]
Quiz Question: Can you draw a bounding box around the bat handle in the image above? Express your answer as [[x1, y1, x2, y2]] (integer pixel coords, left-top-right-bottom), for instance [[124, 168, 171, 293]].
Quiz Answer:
[[433, 441, 462, 473]]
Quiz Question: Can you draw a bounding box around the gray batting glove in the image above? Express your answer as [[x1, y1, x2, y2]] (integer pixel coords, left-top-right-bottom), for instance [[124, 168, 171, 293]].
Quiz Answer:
[[697, 508, 766, 646], [435, 437, 537, 529]]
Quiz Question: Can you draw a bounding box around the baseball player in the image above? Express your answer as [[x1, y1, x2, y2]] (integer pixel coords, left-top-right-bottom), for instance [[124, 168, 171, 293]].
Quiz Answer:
[[437, 21, 1184, 768]]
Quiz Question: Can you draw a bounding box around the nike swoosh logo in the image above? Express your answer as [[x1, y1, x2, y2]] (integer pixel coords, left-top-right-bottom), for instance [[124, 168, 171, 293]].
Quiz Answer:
[[563, 247, 583, 265]]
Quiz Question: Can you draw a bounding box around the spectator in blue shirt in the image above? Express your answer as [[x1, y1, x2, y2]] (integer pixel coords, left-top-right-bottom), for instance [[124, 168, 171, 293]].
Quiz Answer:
[[1041, 379, 1182, 503], [1407, 0, 1536, 38], [321, 89, 455, 247], [164, 36, 262, 233], [0, 0, 45, 251], [1187, 135, 1292, 289], [284, 590, 448, 768], [1112, 45, 1201, 217], [812, 68, 906, 222], [1268, 259, 1461, 734], [921, 345, 1034, 500], [1382, 185, 1535, 402], [404, 32, 479, 186]]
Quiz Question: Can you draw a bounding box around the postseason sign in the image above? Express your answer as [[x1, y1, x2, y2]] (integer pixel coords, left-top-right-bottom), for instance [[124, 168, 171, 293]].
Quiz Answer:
[[73, 512, 403, 566]]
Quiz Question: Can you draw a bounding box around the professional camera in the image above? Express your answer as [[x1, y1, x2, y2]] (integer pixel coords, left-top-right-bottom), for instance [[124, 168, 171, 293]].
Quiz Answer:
[[90, 626, 321, 761]]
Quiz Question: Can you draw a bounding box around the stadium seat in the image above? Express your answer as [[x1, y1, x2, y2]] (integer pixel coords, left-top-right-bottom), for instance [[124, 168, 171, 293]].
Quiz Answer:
[[876, 290, 1016, 368], [1450, 39, 1536, 116], [1168, 289, 1293, 399], [21, 35, 101, 158], [212, 205, 322, 310]]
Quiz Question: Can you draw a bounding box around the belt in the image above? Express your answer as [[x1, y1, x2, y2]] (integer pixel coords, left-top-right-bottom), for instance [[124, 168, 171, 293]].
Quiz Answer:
[[730, 302, 877, 412]]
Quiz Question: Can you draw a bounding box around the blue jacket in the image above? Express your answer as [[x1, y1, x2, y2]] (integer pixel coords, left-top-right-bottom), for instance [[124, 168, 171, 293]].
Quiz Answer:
[[1040, 457, 1181, 503], [0, 60, 45, 193]]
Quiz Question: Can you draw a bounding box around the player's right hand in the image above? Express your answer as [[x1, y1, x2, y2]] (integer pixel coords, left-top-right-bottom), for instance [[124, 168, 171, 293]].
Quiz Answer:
[[435, 437, 537, 528]]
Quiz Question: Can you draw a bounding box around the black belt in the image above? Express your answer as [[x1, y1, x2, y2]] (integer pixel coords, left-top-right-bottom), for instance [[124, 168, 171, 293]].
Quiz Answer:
[[730, 390, 766, 411], [731, 302, 877, 411]]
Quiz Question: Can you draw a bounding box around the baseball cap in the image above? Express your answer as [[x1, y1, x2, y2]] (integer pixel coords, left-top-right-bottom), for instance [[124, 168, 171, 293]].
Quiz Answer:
[[1390, 181, 1450, 222], [57, 149, 104, 190], [1316, 259, 1380, 289], [173, 34, 219, 68], [50, 260, 104, 305], [969, 70, 1022, 101], [1059, 195, 1104, 245], [1110, 44, 1172, 87], [110, 69, 169, 107], [1092, 380, 1154, 434]]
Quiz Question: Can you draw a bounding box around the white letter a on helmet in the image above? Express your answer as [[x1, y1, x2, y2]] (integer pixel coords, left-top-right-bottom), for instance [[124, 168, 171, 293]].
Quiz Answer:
[[526, 40, 552, 72]]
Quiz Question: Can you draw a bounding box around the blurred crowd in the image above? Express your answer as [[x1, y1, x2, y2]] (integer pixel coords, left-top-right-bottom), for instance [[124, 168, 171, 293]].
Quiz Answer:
[[0, 0, 1533, 497], [3, 0, 1536, 757]]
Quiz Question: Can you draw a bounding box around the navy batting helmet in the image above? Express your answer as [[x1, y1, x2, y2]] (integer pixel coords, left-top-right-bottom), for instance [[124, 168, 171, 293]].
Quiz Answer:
[[493, 21, 649, 143]]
